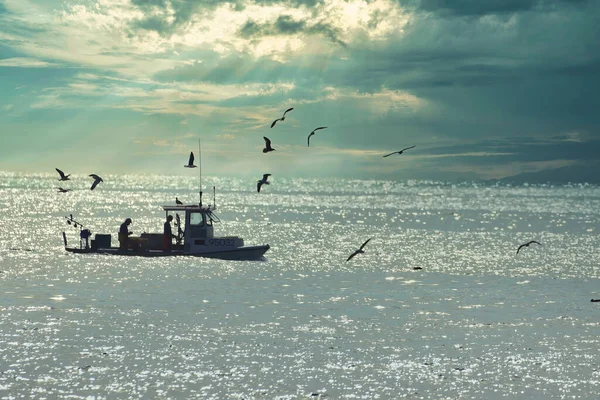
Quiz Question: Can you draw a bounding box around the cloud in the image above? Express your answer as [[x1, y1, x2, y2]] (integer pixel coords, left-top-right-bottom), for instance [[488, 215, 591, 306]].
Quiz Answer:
[[0, 57, 58, 67], [29, 93, 66, 109], [1, 0, 599, 182], [239, 15, 347, 47], [415, 0, 589, 16]]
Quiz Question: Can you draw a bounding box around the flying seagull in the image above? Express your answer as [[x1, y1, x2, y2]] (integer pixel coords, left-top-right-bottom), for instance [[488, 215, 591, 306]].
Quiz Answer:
[[346, 238, 372, 262], [263, 136, 275, 153], [516, 240, 542, 254], [55, 168, 71, 181], [176, 197, 183, 205], [270, 107, 294, 128], [257, 174, 271, 193], [383, 146, 416, 158], [184, 152, 197, 168], [307, 127, 327, 147], [57, 187, 71, 193], [89, 174, 103, 190]]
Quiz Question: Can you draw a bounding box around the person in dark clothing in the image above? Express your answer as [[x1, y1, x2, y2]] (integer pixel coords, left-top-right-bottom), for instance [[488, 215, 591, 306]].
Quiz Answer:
[[163, 215, 175, 252], [119, 218, 133, 250]]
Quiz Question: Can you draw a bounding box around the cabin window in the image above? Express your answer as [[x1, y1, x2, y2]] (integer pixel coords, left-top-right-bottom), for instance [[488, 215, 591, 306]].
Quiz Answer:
[[189, 212, 205, 226]]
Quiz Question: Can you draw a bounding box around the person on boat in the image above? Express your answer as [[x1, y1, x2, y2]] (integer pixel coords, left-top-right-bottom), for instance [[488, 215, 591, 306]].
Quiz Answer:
[[163, 215, 176, 252], [118, 218, 133, 251]]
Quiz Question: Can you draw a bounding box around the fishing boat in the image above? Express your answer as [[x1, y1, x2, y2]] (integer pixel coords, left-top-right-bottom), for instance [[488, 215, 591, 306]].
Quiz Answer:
[[62, 197, 270, 260], [61, 139, 269, 261]]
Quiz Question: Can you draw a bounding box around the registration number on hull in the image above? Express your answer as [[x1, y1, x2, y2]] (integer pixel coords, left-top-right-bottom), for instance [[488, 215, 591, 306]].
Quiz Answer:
[[207, 238, 236, 247]]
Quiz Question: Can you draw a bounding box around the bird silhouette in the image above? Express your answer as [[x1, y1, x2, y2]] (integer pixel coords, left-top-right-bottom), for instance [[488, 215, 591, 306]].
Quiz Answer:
[[516, 240, 541, 254], [176, 197, 183, 205], [57, 187, 71, 193], [89, 174, 103, 190], [383, 146, 416, 157], [257, 174, 271, 193], [346, 238, 372, 262], [270, 107, 294, 128], [184, 152, 197, 168], [307, 127, 327, 147], [55, 168, 70, 181], [263, 137, 275, 153]]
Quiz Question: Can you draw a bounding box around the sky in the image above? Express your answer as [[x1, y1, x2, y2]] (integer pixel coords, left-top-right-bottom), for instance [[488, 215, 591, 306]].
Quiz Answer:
[[0, 0, 599, 182]]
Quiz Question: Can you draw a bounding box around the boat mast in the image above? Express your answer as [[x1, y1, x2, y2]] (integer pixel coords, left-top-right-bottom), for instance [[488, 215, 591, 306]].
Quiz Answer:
[[198, 138, 202, 207]]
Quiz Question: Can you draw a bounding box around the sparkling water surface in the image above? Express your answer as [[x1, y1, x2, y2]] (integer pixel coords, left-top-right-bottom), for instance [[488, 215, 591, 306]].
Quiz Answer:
[[1, 172, 600, 399]]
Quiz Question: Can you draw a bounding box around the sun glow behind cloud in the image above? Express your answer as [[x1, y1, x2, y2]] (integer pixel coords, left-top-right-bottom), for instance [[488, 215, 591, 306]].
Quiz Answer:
[[6, 0, 411, 73]]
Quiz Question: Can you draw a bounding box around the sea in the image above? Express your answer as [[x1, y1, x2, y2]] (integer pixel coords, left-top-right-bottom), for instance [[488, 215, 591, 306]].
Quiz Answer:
[[1, 172, 600, 399]]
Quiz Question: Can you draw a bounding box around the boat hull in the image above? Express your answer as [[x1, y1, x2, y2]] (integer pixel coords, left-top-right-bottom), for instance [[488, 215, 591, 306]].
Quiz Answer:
[[65, 245, 270, 261]]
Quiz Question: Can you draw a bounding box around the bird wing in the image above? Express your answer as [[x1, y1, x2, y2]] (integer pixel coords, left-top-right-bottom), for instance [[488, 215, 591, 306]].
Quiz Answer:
[[401, 146, 416, 152], [89, 174, 101, 180], [257, 181, 262, 192], [314, 126, 327, 132], [346, 250, 359, 262], [90, 180, 100, 190], [283, 107, 294, 116], [270, 119, 280, 128], [263, 174, 271, 180], [307, 133, 313, 147], [530, 240, 542, 246], [56, 168, 65, 179], [382, 152, 397, 158], [359, 238, 372, 250], [263, 136, 272, 147], [516, 244, 525, 254], [188, 152, 195, 165]]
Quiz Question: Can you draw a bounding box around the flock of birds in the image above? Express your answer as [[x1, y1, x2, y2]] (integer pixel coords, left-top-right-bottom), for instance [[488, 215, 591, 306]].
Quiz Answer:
[[53, 106, 542, 262], [55, 168, 103, 192], [259, 108, 418, 195]]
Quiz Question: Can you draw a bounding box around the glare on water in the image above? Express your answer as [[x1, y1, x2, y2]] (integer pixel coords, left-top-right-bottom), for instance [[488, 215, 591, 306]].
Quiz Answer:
[[1, 172, 600, 399]]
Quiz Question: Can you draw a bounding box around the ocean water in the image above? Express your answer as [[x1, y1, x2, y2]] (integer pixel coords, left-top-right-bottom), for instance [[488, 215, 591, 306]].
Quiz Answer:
[[1, 172, 600, 399]]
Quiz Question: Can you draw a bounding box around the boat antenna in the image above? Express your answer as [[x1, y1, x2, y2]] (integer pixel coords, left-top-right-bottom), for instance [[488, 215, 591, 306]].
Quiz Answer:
[[213, 185, 216, 209], [198, 138, 202, 207]]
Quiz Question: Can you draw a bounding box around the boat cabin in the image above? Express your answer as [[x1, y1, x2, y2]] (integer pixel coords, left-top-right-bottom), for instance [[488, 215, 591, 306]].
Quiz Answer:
[[166, 205, 217, 250]]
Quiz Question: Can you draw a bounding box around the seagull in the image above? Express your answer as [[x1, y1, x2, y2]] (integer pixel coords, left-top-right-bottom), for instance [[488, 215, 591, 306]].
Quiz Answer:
[[55, 168, 70, 181], [263, 136, 275, 153], [176, 197, 183, 205], [89, 174, 103, 190], [257, 174, 271, 193], [346, 238, 372, 262], [307, 127, 327, 147], [184, 152, 197, 168], [382, 146, 416, 158], [516, 240, 542, 254], [57, 187, 71, 193], [270, 107, 294, 128]]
